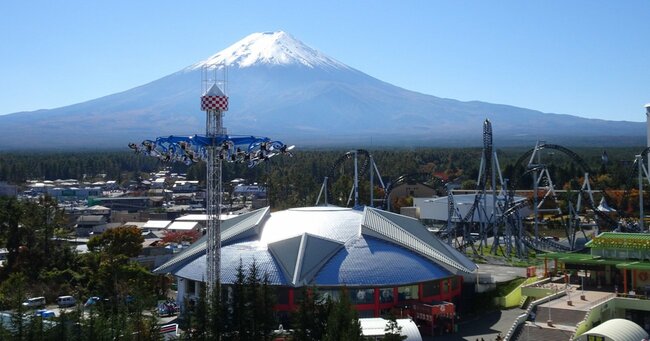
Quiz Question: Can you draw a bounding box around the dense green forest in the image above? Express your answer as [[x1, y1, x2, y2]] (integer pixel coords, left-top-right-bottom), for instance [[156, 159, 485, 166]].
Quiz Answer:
[[0, 147, 646, 210]]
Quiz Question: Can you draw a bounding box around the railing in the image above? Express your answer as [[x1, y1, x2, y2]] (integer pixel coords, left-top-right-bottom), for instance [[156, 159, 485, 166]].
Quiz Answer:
[[504, 290, 567, 341], [499, 276, 539, 309], [569, 293, 616, 341]]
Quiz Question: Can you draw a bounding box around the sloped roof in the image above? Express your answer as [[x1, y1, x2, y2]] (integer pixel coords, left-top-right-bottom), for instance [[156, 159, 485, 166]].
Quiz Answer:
[[175, 241, 287, 285], [268, 233, 343, 286], [362, 207, 477, 274], [578, 318, 647, 341], [314, 236, 450, 286], [87, 205, 110, 211], [203, 83, 225, 96], [76, 215, 106, 223], [586, 232, 650, 250], [359, 318, 422, 341], [154, 207, 269, 274], [175, 214, 242, 222], [167, 221, 201, 231], [158, 205, 476, 286], [143, 220, 172, 229]]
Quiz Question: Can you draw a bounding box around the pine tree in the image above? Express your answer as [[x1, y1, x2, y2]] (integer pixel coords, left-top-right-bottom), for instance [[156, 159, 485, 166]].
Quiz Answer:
[[260, 272, 276, 341], [246, 260, 261, 341], [193, 284, 208, 340], [323, 288, 363, 341], [231, 259, 247, 340], [207, 284, 222, 340], [383, 312, 407, 341]]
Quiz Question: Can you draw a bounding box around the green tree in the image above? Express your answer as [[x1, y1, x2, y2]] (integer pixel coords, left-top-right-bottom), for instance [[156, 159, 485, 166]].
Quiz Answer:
[[293, 287, 331, 341], [323, 289, 362, 341], [383, 313, 407, 341], [87, 225, 144, 259]]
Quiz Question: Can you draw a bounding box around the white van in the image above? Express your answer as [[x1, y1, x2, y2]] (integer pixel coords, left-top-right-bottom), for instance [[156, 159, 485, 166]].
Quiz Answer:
[[22, 297, 46, 308], [56, 296, 76, 308]]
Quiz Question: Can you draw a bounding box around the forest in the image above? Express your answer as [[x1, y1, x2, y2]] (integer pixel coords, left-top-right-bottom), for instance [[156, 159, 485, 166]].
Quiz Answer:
[[0, 146, 646, 211]]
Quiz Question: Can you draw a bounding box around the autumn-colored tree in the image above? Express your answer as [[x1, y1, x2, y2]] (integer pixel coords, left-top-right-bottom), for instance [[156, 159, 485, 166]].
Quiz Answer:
[[161, 229, 200, 244]]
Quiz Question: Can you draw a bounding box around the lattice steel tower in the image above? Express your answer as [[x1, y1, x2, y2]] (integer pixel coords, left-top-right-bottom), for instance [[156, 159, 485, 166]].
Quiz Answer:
[[201, 66, 228, 293]]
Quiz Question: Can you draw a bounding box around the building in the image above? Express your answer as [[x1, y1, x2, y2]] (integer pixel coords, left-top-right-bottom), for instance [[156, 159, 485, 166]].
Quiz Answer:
[[575, 318, 648, 341], [155, 205, 477, 325], [233, 184, 266, 198], [75, 215, 107, 237], [388, 183, 437, 204], [91, 196, 161, 212], [544, 232, 650, 294], [359, 317, 422, 341], [413, 194, 530, 223]]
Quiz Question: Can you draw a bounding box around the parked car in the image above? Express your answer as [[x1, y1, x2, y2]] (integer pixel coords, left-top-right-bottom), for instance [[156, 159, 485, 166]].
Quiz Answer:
[[157, 300, 179, 317], [22, 297, 46, 309], [56, 295, 76, 308], [34, 309, 55, 319], [84, 296, 102, 308]]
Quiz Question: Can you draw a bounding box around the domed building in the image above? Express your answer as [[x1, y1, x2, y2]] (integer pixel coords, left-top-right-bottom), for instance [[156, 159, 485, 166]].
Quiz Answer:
[[155, 205, 477, 318]]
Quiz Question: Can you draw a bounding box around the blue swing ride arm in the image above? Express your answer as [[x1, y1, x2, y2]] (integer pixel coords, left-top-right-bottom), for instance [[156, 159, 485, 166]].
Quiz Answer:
[[129, 134, 293, 167]]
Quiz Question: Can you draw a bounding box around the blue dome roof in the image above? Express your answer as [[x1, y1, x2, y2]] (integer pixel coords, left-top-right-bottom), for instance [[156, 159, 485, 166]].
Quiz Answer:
[[156, 206, 477, 287]]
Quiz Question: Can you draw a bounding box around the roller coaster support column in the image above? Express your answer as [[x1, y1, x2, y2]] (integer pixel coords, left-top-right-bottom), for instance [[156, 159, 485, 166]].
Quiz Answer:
[[638, 155, 645, 231], [370, 155, 375, 207], [354, 150, 359, 207], [530, 141, 543, 241]]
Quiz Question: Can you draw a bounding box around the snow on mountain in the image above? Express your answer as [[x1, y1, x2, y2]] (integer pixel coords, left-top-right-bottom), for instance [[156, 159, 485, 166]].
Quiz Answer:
[[0, 31, 644, 150], [188, 31, 348, 70]]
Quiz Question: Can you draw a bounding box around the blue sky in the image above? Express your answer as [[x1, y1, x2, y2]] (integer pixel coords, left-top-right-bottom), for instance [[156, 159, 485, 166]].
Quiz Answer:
[[1, 1, 649, 121]]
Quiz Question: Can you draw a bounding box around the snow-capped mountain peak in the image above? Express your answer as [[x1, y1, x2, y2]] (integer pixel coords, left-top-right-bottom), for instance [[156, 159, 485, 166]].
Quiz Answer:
[[189, 31, 348, 70]]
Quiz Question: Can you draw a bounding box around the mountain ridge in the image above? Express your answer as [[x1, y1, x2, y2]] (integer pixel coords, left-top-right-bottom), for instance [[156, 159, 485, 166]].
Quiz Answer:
[[0, 31, 644, 150]]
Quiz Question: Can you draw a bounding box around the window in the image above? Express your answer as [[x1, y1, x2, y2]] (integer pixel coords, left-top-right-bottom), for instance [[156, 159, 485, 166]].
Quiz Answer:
[[423, 281, 440, 297], [276, 287, 289, 305], [398, 285, 419, 301], [350, 288, 374, 305], [379, 288, 394, 303], [318, 289, 340, 303]]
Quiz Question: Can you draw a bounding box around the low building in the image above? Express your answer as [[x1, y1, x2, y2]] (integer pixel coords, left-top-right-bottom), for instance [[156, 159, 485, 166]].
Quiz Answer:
[[155, 205, 477, 328], [143, 220, 172, 230], [388, 183, 437, 204], [75, 215, 107, 237], [167, 221, 202, 232], [92, 196, 161, 212], [545, 232, 650, 294], [172, 180, 199, 193], [413, 194, 530, 223], [574, 318, 648, 341], [359, 317, 422, 341], [233, 184, 266, 198]]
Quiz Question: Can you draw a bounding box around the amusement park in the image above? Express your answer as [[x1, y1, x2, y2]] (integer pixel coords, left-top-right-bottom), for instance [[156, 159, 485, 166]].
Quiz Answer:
[[125, 64, 650, 340], [2, 61, 650, 340]]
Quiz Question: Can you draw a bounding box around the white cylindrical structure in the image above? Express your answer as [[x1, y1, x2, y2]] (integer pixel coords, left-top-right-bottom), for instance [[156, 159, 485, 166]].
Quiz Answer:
[[646, 104, 650, 149], [646, 104, 650, 183]]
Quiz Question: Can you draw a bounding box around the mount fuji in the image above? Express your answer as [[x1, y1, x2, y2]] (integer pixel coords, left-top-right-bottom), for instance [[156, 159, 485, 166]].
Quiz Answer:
[[0, 31, 644, 149]]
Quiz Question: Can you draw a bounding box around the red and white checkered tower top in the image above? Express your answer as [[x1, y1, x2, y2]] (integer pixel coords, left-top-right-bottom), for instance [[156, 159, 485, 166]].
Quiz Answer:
[[201, 83, 229, 111]]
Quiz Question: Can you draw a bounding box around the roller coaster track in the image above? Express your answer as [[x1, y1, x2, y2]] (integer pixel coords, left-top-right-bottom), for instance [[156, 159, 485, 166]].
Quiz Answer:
[[325, 149, 371, 206], [510, 143, 619, 231], [615, 147, 650, 232]]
